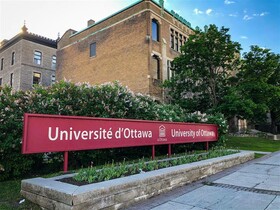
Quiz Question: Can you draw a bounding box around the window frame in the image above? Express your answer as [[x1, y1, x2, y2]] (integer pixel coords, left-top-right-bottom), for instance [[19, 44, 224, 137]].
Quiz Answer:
[[175, 32, 179, 51], [152, 55, 161, 80], [170, 29, 174, 49], [152, 19, 160, 42], [90, 42, 96, 57], [167, 60, 175, 80], [34, 51, 42, 65], [32, 72, 41, 85], [51, 55, 56, 69]]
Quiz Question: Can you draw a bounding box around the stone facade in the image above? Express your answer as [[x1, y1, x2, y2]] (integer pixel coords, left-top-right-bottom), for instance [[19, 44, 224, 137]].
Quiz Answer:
[[57, 0, 193, 100], [0, 26, 57, 91]]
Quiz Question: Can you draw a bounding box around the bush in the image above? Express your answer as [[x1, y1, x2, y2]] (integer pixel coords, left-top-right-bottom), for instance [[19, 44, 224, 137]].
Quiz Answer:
[[0, 81, 185, 180], [0, 81, 224, 180], [185, 112, 228, 148]]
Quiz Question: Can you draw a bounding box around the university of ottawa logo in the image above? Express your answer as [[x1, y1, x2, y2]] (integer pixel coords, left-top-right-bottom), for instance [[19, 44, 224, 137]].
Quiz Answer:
[[158, 125, 167, 141], [159, 125, 166, 138]]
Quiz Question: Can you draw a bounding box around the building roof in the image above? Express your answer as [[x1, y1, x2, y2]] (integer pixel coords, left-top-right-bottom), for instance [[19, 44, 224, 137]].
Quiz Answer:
[[70, 0, 193, 38], [0, 25, 57, 53]]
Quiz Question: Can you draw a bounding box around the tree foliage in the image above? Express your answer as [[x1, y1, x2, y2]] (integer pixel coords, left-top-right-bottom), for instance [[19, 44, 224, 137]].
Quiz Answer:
[[237, 46, 280, 133], [164, 24, 280, 134], [164, 24, 241, 113]]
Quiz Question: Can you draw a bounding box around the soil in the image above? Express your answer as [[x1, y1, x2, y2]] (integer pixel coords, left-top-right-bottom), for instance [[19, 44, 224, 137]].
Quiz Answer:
[[58, 177, 89, 186]]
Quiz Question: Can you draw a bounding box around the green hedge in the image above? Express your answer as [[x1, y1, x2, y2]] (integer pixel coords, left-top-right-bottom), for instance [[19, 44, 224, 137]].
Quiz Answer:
[[0, 81, 227, 180]]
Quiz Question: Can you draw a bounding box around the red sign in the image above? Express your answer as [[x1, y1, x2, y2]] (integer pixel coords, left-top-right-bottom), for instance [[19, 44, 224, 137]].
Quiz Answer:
[[22, 113, 218, 154]]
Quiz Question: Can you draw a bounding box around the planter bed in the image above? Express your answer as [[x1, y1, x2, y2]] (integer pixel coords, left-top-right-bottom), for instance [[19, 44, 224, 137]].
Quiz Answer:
[[21, 151, 254, 210]]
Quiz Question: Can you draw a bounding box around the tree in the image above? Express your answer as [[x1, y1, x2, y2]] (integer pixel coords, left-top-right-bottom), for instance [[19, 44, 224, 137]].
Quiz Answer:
[[164, 24, 241, 114], [237, 46, 280, 133]]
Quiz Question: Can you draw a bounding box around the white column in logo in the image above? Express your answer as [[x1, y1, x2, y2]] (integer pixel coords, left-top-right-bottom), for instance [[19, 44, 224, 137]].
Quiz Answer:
[[159, 125, 166, 138]]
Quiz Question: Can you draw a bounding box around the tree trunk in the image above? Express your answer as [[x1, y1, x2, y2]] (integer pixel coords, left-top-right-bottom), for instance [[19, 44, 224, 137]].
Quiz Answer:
[[270, 111, 278, 134]]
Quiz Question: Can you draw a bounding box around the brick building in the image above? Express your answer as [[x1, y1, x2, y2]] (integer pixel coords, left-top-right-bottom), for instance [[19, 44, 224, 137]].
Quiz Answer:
[[57, 0, 193, 100], [0, 25, 57, 91]]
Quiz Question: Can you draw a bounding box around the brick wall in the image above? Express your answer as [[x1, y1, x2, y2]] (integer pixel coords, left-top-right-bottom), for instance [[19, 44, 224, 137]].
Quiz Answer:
[[57, 0, 193, 99], [57, 11, 150, 94]]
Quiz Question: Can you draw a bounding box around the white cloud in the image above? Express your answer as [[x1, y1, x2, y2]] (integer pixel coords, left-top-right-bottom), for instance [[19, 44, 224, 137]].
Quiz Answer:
[[242, 10, 268, 19], [194, 8, 203, 15], [260, 12, 269, 16], [252, 12, 269, 18], [206, 9, 213, 15], [253, 12, 268, 17], [224, 0, 235, 5], [240, 36, 248, 39], [225, 0, 235, 4], [243, 15, 253, 20], [229, 13, 238, 17]]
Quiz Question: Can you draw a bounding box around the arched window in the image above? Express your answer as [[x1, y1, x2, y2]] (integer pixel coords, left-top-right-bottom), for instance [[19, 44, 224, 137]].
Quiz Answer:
[[152, 19, 159, 42], [152, 55, 160, 80]]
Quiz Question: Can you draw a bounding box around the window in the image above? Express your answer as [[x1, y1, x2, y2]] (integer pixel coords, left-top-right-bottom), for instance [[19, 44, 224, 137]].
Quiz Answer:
[[184, 36, 187, 44], [152, 19, 159, 42], [34, 51, 42, 65], [0, 78, 2, 86], [152, 55, 160, 80], [1, 58, 3, 70], [11, 52, 15, 65], [10, 73, 14, 87], [170, 29, 187, 52], [179, 34, 183, 52], [170, 29, 174, 49], [167, 60, 175, 80], [90, 42, 96, 57], [175, 32, 179, 51], [33, 72, 41, 85], [51, 74, 56, 85], [52, 55, 56, 69]]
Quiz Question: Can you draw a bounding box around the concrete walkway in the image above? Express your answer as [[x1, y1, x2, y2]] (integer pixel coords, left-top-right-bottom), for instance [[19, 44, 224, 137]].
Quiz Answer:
[[127, 151, 280, 210]]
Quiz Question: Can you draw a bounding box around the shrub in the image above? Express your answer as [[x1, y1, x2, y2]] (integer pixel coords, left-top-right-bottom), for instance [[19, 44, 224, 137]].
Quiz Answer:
[[0, 81, 224, 180], [0, 81, 185, 180]]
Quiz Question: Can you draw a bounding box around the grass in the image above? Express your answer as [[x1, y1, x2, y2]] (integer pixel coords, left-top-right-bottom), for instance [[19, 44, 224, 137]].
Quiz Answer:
[[0, 171, 63, 210], [254, 153, 266, 159], [0, 180, 40, 210], [226, 136, 280, 152]]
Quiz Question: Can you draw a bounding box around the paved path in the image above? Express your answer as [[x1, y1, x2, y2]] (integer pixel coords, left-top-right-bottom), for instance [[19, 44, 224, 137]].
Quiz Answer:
[[127, 151, 280, 210]]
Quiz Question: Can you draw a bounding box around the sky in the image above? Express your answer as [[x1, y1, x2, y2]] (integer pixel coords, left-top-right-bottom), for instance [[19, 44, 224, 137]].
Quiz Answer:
[[0, 0, 279, 54]]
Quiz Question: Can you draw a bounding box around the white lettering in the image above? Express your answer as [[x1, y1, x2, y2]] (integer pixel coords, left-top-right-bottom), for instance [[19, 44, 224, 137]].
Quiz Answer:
[[48, 127, 58, 141], [60, 130, 68, 140], [115, 128, 122, 139], [171, 129, 195, 138], [48, 127, 153, 141], [73, 130, 81, 140], [81, 131, 88, 140], [201, 130, 215, 137]]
